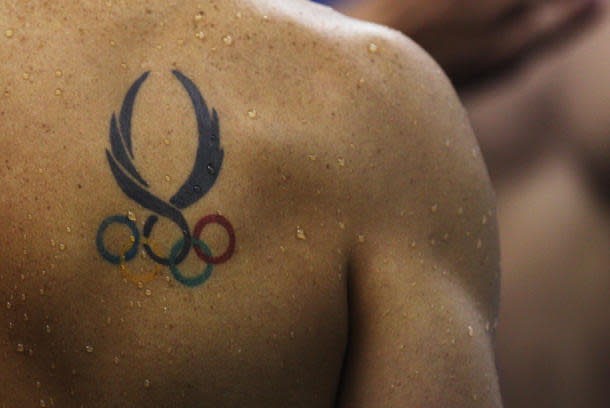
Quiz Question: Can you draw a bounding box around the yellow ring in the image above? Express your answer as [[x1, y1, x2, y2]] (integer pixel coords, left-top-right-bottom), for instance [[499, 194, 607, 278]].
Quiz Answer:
[[119, 238, 163, 285]]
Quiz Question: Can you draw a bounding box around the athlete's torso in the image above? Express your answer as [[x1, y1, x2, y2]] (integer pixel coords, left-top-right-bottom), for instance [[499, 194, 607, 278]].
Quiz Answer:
[[0, 1, 382, 406]]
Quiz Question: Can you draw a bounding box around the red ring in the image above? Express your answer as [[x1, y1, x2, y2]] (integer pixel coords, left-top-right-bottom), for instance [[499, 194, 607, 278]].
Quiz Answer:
[[192, 214, 236, 264]]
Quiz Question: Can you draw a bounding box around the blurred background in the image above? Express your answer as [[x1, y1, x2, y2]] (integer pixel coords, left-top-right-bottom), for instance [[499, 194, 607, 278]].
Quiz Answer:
[[315, 1, 610, 407]]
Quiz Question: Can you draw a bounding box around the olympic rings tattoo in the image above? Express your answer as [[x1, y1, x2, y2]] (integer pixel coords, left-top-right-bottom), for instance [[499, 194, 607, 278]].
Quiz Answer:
[[96, 216, 140, 264], [95, 70, 235, 288], [169, 238, 213, 287], [119, 238, 163, 285], [192, 215, 236, 264], [97, 214, 235, 288]]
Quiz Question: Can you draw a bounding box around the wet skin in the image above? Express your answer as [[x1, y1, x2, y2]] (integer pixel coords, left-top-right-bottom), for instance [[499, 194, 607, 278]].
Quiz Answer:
[[0, 1, 500, 407]]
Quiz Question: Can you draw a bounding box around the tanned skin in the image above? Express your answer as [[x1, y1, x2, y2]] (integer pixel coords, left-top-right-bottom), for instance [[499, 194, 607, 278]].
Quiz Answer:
[[0, 1, 501, 407]]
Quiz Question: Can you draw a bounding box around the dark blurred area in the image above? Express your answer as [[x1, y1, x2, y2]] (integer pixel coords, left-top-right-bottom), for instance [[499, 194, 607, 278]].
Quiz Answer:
[[315, 0, 610, 407]]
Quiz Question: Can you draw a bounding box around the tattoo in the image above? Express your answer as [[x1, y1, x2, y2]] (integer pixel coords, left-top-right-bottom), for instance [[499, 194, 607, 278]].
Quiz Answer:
[[96, 71, 236, 288]]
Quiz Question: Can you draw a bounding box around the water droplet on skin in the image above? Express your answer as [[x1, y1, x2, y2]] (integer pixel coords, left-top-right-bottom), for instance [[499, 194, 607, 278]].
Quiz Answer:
[[307, 154, 317, 161], [144, 379, 151, 388], [129, 235, 136, 243], [476, 239, 483, 249], [58, 243, 66, 251], [368, 43, 378, 53], [85, 345, 94, 353], [126, 210, 136, 221], [22, 73, 30, 80], [137, 281, 144, 289], [222, 34, 233, 45], [21, 293, 26, 301], [337, 157, 345, 167], [358, 235, 366, 243], [5, 29, 14, 38], [110, 40, 116, 46], [145, 289, 152, 296], [467, 326, 474, 337], [410, 241, 417, 248], [164, 175, 171, 182], [120, 63, 128, 70], [195, 31, 205, 40], [206, 164, 216, 175], [247, 108, 257, 119], [36, 381, 41, 388], [194, 13, 204, 22], [296, 226, 307, 240], [40, 399, 46, 407], [23, 313, 29, 321], [430, 204, 438, 213], [66, 226, 72, 233], [443, 233, 450, 241], [163, 138, 170, 145], [113, 356, 120, 365], [17, 343, 25, 353], [54, 88, 62, 96], [338, 222, 345, 230], [481, 215, 488, 225], [45, 325, 51, 333], [6, 301, 11, 309], [54, 70, 63, 78]]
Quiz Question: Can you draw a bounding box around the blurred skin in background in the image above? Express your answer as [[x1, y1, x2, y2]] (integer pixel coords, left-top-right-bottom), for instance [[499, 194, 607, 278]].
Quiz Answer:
[[325, 0, 610, 407], [464, 8, 610, 407], [336, 0, 600, 86]]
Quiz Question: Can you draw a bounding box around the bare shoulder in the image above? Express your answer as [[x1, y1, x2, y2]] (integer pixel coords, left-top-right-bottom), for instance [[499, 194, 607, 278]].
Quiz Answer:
[[283, 3, 500, 309]]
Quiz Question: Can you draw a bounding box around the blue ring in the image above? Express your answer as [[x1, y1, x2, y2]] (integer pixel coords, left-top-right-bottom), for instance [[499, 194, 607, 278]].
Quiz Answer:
[[96, 215, 140, 264], [169, 238, 213, 287]]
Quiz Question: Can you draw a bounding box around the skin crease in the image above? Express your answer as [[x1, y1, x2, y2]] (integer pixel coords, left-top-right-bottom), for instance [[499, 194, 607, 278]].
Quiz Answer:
[[0, 1, 500, 407]]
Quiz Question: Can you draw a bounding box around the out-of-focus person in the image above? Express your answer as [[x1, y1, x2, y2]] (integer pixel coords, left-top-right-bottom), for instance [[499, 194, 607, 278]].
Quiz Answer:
[[327, 0, 600, 86], [463, 6, 610, 407]]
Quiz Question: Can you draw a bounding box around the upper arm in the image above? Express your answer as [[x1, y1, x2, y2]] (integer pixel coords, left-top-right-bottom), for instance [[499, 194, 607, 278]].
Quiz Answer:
[[336, 30, 502, 407]]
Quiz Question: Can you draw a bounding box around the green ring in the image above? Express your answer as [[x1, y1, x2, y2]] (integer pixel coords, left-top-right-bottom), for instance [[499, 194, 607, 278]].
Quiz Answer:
[[169, 238, 213, 287]]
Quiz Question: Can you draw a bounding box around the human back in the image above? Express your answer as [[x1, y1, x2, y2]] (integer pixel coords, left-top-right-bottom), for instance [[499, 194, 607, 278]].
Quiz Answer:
[[0, 1, 501, 407]]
